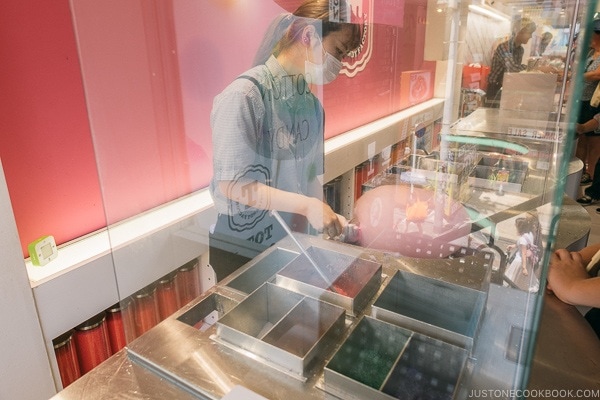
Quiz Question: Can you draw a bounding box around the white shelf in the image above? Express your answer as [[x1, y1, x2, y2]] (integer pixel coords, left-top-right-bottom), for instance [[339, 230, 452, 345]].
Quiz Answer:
[[324, 99, 444, 181], [27, 190, 214, 287]]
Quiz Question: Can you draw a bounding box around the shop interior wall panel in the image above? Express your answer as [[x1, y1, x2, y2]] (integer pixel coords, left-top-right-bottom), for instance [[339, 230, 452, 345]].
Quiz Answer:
[[110, 216, 210, 300], [0, 161, 56, 398], [0, 0, 105, 256], [324, 100, 444, 183], [32, 254, 119, 342], [1, 0, 433, 256], [324, 0, 433, 139], [71, 0, 433, 229]]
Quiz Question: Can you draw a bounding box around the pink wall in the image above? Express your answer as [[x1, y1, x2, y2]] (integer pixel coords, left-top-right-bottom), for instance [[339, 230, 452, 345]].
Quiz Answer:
[[323, 0, 432, 138], [0, 0, 105, 256], [1, 0, 431, 257]]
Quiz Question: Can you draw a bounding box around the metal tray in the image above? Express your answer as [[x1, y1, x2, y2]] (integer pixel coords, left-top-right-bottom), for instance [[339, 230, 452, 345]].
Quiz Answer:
[[469, 154, 528, 193], [176, 291, 239, 331], [214, 283, 345, 379], [380, 330, 468, 400], [275, 246, 382, 315], [371, 270, 486, 349], [225, 247, 297, 294], [324, 316, 467, 400]]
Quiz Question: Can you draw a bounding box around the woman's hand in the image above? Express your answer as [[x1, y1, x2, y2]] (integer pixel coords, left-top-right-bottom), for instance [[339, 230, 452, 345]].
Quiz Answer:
[[219, 181, 345, 238], [547, 249, 590, 304], [535, 64, 558, 74], [305, 198, 344, 238], [577, 118, 600, 135]]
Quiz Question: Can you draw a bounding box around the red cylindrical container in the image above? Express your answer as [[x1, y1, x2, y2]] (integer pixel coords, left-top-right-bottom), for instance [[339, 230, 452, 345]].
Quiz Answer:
[[390, 143, 399, 165], [372, 154, 381, 176], [53, 330, 81, 388], [133, 285, 160, 336], [105, 298, 134, 354], [121, 296, 138, 341], [156, 271, 181, 320], [354, 163, 364, 201], [73, 312, 111, 374], [176, 259, 201, 307]]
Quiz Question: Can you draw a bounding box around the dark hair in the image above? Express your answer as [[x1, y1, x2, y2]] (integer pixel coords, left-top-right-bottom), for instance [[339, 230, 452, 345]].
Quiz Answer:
[[253, 0, 361, 66], [515, 212, 543, 252], [541, 32, 553, 42], [525, 211, 543, 252], [515, 217, 531, 235], [514, 17, 536, 35]]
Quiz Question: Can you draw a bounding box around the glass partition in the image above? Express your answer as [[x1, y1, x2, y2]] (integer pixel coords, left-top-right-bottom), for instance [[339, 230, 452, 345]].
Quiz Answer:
[[68, 0, 589, 398]]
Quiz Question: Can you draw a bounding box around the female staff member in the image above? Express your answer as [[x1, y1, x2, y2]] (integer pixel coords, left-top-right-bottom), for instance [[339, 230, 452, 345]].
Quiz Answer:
[[209, 0, 362, 278]]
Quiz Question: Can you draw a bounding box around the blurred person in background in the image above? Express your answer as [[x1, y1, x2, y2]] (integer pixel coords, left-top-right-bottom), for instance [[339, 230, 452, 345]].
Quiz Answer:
[[575, 18, 600, 186], [576, 112, 600, 204], [486, 17, 537, 106]]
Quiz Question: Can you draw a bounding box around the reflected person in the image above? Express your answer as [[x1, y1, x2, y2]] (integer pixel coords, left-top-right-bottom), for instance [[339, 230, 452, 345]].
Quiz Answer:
[[536, 32, 552, 56], [209, 0, 362, 279], [486, 17, 537, 106], [504, 215, 540, 293]]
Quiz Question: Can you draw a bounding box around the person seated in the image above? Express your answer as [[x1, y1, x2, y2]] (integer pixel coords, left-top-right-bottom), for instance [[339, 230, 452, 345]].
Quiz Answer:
[[547, 242, 600, 338]]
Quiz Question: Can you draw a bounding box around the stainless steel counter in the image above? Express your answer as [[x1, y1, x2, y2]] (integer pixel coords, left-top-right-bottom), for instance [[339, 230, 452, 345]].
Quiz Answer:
[[529, 294, 600, 392], [51, 193, 599, 400], [53, 293, 600, 400], [124, 236, 493, 399], [52, 106, 596, 399], [452, 108, 565, 137], [50, 347, 199, 400]]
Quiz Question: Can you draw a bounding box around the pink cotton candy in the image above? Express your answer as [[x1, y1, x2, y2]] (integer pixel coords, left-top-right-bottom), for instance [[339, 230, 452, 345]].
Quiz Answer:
[[353, 185, 471, 258]]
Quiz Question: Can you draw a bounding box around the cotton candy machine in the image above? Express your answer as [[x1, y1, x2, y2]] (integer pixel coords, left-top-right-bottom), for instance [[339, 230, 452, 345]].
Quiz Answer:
[[353, 185, 472, 258]]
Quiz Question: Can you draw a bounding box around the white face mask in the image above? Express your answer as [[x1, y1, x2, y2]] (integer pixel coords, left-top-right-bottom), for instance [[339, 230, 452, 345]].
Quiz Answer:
[[305, 34, 343, 85]]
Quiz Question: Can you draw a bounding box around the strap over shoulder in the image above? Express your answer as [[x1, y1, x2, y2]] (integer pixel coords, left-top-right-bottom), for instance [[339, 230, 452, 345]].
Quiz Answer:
[[238, 75, 265, 99]]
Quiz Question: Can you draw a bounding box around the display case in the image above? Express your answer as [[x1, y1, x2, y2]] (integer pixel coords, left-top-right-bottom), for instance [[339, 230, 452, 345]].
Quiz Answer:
[[48, 0, 600, 399]]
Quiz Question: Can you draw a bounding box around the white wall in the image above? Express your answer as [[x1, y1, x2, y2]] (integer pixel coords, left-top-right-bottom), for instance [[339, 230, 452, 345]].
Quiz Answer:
[[0, 159, 56, 399], [464, 11, 511, 66]]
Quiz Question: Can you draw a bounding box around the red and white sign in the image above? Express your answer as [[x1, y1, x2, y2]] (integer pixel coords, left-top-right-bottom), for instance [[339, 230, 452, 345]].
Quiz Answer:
[[399, 70, 433, 109]]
